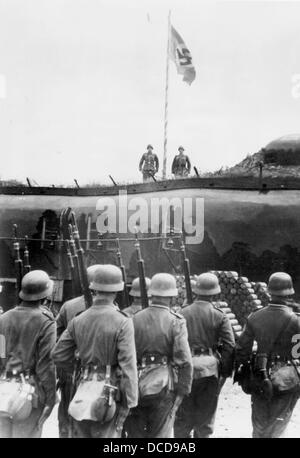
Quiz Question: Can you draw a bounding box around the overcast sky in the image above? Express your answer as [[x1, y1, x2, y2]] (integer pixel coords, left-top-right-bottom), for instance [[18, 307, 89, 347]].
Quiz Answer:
[[0, 0, 300, 186]]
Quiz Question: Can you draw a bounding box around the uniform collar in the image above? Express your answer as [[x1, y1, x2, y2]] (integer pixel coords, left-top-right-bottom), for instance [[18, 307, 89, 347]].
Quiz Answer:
[[149, 304, 170, 311]]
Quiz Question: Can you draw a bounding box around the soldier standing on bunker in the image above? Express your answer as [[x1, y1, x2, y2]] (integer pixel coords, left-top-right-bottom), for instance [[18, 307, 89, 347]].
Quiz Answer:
[[235, 272, 300, 438], [55, 264, 100, 438], [139, 145, 159, 183], [171, 146, 191, 178], [52, 264, 138, 438], [125, 273, 193, 438], [174, 273, 235, 438], [122, 277, 151, 317], [0, 270, 57, 438]]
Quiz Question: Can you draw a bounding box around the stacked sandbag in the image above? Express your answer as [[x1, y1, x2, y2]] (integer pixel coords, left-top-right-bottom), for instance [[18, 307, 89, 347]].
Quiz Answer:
[[210, 271, 263, 326], [211, 300, 243, 340]]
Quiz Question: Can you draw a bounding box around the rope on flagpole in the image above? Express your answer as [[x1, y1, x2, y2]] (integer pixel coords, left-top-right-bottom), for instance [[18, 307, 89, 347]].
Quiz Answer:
[[163, 10, 171, 180]]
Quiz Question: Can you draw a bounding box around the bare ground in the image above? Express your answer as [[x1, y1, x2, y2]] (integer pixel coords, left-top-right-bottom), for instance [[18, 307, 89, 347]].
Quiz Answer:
[[41, 380, 300, 438]]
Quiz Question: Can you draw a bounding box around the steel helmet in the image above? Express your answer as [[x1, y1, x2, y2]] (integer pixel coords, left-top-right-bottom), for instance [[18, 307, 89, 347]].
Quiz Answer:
[[268, 272, 295, 297], [19, 270, 53, 301], [178, 146, 185, 151], [87, 264, 101, 283], [147, 144, 153, 150], [193, 273, 221, 296], [89, 265, 124, 292], [129, 277, 151, 297], [149, 273, 178, 297]]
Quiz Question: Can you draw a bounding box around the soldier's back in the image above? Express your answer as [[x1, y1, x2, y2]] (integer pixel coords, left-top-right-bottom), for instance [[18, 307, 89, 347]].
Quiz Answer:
[[247, 303, 300, 356], [133, 305, 182, 360], [0, 305, 54, 370], [68, 304, 129, 366], [182, 300, 225, 349]]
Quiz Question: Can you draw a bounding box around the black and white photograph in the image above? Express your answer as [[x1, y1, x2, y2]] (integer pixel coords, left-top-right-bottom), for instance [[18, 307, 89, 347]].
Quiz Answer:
[[1, 0, 300, 443]]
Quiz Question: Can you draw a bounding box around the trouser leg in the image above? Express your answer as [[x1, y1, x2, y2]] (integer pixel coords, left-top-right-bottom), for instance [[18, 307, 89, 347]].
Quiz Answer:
[[175, 377, 219, 438], [147, 390, 175, 438], [193, 377, 219, 438], [0, 417, 12, 438], [252, 392, 299, 438], [125, 405, 148, 438], [58, 380, 72, 438]]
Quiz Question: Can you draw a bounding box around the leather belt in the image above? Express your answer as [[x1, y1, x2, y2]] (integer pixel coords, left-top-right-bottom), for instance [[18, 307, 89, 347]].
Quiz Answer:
[[139, 354, 169, 367]]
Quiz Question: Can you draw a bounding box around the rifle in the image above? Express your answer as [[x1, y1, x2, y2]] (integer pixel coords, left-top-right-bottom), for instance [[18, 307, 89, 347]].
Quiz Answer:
[[134, 228, 148, 308], [12, 224, 23, 297], [115, 238, 130, 308], [23, 235, 31, 274], [180, 233, 193, 305], [64, 239, 77, 297], [68, 225, 82, 297], [70, 212, 93, 308]]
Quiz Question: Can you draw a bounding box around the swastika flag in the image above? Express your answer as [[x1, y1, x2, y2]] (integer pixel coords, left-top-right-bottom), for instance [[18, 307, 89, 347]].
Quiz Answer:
[[169, 26, 196, 85]]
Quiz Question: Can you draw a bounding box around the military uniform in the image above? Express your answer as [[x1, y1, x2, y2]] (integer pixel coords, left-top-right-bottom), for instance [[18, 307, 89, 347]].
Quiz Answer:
[[171, 149, 191, 178], [52, 298, 138, 438], [55, 295, 85, 437], [174, 299, 235, 438], [122, 302, 142, 317], [0, 304, 56, 438], [125, 304, 193, 438], [236, 303, 300, 438], [139, 149, 159, 183]]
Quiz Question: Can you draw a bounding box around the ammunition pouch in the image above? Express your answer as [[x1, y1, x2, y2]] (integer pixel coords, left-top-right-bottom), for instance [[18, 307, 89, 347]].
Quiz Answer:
[[0, 373, 37, 421], [68, 365, 118, 423], [191, 348, 219, 380], [138, 354, 173, 401]]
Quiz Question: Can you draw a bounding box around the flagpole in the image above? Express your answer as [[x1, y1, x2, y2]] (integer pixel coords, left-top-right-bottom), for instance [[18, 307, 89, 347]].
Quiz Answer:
[[162, 10, 171, 180]]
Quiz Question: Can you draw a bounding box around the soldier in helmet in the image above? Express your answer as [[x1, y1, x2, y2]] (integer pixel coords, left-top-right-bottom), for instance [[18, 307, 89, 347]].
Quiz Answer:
[[122, 277, 151, 317], [0, 270, 57, 438], [236, 272, 300, 438], [174, 273, 235, 438], [55, 264, 100, 438], [125, 273, 193, 438], [171, 146, 191, 179], [139, 145, 159, 183], [52, 264, 138, 438]]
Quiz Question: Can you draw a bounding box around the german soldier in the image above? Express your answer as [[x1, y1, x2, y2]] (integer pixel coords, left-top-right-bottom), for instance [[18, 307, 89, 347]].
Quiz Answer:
[[51, 264, 138, 438], [139, 145, 159, 183], [122, 277, 151, 317], [0, 270, 57, 438], [55, 264, 100, 438], [125, 273, 193, 438], [235, 272, 300, 438], [171, 146, 191, 178], [174, 273, 235, 438]]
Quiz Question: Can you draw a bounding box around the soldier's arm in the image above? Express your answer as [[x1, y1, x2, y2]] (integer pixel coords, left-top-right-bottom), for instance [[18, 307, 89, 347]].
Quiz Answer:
[[36, 319, 57, 408], [172, 318, 193, 396], [235, 319, 255, 366], [218, 313, 236, 377], [117, 318, 138, 409], [186, 155, 191, 172], [56, 303, 67, 340], [155, 154, 159, 172], [139, 154, 145, 171], [171, 157, 176, 174], [51, 322, 76, 374]]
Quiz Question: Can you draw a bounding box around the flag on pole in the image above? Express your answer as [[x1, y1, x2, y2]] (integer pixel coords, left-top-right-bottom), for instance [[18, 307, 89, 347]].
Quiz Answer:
[[169, 25, 196, 85]]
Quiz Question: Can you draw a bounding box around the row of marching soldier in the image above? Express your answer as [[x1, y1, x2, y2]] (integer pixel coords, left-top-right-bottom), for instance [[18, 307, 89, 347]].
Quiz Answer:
[[0, 265, 300, 438]]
